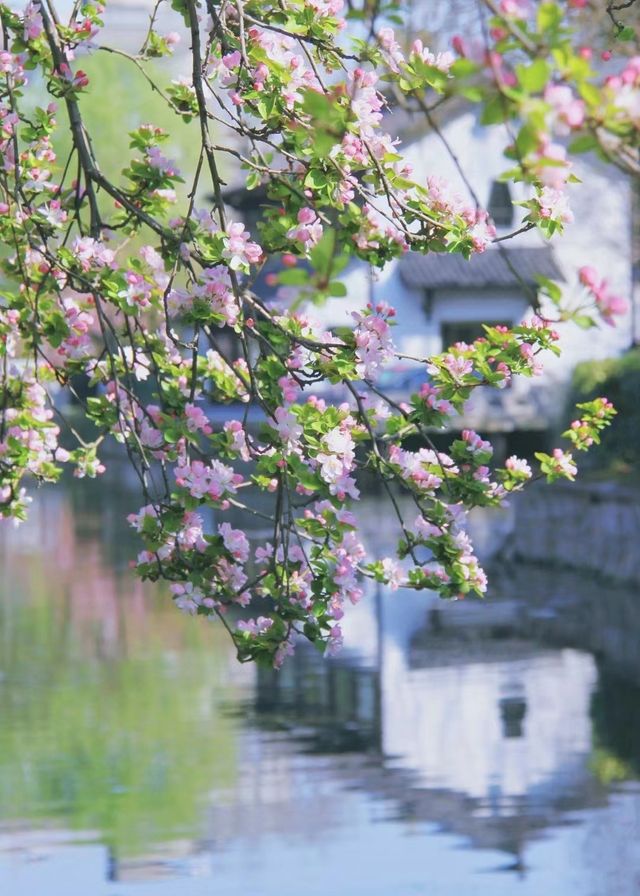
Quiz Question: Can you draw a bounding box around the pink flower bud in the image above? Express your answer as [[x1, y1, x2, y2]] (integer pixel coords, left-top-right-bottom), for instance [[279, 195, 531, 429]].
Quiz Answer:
[[578, 266, 599, 289], [297, 207, 317, 225]]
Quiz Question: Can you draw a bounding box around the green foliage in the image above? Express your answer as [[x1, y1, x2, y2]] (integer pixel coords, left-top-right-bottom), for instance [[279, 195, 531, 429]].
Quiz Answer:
[[569, 349, 640, 473], [55, 53, 202, 208], [0, 575, 237, 855], [590, 669, 640, 784]]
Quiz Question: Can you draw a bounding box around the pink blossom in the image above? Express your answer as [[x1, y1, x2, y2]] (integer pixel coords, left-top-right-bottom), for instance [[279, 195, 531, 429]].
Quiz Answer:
[[413, 515, 442, 540], [174, 458, 243, 500], [505, 456, 532, 478], [287, 207, 323, 247], [40, 199, 67, 227], [224, 419, 251, 461], [307, 0, 344, 17], [325, 624, 344, 656], [519, 342, 543, 375], [381, 557, 404, 590], [255, 543, 274, 563], [184, 402, 212, 435], [531, 137, 572, 189], [177, 511, 207, 552], [410, 40, 455, 73], [71, 236, 114, 271], [237, 616, 274, 636], [56, 298, 94, 360], [278, 374, 301, 403], [352, 304, 395, 379], [496, 361, 512, 388], [127, 503, 158, 531], [348, 68, 384, 136], [499, 0, 531, 18], [537, 186, 574, 224], [0, 52, 26, 83], [461, 429, 493, 456], [58, 63, 89, 90], [191, 265, 239, 325], [223, 50, 242, 70], [550, 448, 577, 478], [378, 27, 405, 72], [170, 582, 203, 615], [274, 406, 303, 452], [578, 266, 629, 326], [216, 556, 249, 597], [23, 2, 44, 40], [316, 426, 357, 496], [389, 444, 444, 492], [419, 382, 455, 415], [469, 209, 497, 252], [223, 222, 262, 270], [139, 414, 164, 450], [165, 32, 181, 51], [151, 188, 177, 203], [544, 84, 585, 135], [441, 354, 473, 380], [219, 522, 250, 562], [119, 270, 153, 309], [273, 637, 295, 669], [147, 145, 180, 177], [578, 266, 599, 290]]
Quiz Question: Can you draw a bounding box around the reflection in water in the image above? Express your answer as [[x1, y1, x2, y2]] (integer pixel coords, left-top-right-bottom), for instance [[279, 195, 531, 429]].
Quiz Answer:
[[250, 636, 600, 864], [0, 472, 639, 894], [591, 670, 640, 785], [0, 476, 242, 866]]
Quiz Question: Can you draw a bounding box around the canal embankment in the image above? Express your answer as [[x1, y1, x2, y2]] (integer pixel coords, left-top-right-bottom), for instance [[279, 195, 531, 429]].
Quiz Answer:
[[478, 479, 640, 681], [508, 479, 640, 585]]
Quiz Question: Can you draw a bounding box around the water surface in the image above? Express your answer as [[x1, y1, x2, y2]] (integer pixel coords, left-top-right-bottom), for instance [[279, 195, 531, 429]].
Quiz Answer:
[[1, 475, 639, 895]]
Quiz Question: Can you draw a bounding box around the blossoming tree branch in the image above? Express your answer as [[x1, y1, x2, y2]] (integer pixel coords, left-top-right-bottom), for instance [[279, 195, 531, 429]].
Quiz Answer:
[[0, 0, 633, 665]]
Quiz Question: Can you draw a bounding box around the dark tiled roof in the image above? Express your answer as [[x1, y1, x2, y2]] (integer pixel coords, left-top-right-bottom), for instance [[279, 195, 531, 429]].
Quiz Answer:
[[399, 247, 563, 290]]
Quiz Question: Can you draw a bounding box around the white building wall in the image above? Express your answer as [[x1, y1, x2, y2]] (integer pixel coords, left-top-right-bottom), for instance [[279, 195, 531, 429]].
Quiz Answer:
[[311, 109, 633, 422], [403, 111, 634, 381]]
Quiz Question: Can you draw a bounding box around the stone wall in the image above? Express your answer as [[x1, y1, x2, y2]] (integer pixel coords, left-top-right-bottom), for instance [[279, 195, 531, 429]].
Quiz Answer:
[[509, 480, 640, 585]]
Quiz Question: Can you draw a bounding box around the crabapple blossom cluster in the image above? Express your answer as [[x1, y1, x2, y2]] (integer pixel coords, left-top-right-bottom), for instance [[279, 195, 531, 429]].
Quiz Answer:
[[578, 266, 629, 326], [0, 0, 630, 666]]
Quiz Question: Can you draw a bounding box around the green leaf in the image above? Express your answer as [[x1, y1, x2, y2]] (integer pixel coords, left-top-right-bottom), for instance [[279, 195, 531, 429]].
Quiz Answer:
[[460, 86, 485, 102], [327, 281, 347, 297], [534, 275, 562, 303], [245, 170, 262, 190], [578, 82, 602, 107], [616, 25, 636, 41], [573, 315, 596, 329], [309, 228, 336, 275], [304, 169, 328, 190], [450, 58, 480, 78], [569, 133, 599, 154], [537, 2, 562, 33], [516, 59, 551, 94], [301, 90, 334, 120], [278, 267, 309, 286], [515, 123, 539, 156], [481, 95, 508, 125]]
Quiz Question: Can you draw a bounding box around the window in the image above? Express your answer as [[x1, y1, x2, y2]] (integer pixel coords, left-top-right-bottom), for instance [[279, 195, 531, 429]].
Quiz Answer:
[[441, 320, 512, 348], [487, 180, 514, 228]]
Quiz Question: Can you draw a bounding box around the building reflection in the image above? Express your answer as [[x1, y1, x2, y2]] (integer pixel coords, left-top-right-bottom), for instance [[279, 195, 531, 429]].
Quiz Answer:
[[1, 474, 639, 886], [244, 591, 612, 869]]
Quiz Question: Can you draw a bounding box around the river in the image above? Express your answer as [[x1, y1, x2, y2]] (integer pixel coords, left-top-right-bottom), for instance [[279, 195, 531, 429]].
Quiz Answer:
[[0, 472, 639, 895]]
